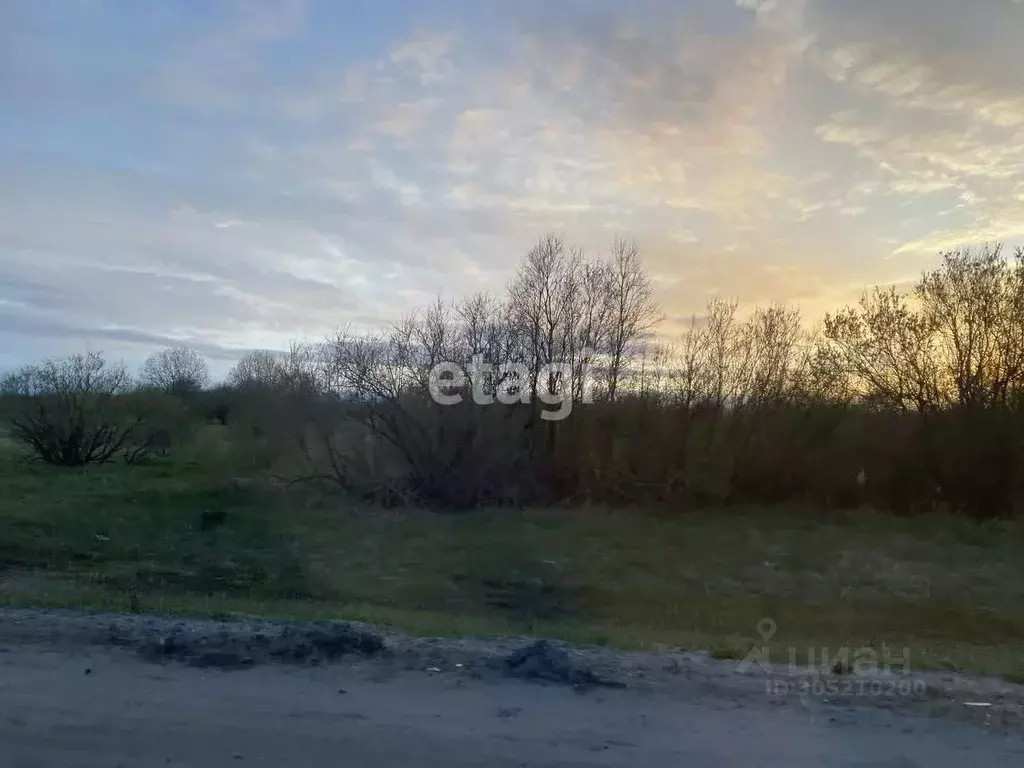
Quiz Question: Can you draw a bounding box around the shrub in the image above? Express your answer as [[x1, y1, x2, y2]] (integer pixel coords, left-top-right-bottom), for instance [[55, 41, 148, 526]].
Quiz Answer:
[[1, 352, 140, 466]]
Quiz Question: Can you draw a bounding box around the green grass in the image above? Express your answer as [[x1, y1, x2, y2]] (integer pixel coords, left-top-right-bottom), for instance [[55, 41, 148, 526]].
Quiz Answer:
[[0, 458, 309, 600], [2, 450, 1024, 680]]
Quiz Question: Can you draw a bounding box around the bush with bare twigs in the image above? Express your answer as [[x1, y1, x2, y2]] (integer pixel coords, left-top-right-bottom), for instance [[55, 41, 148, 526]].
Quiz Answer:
[[1, 352, 141, 466]]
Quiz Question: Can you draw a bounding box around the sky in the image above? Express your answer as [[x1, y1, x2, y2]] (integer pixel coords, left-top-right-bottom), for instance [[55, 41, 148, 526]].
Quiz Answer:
[[3, 0, 1024, 376]]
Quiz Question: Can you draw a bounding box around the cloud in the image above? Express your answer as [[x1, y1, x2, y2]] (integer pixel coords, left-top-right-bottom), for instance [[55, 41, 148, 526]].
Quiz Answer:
[[3, 0, 1024, 370], [798, 0, 1024, 254], [155, 0, 309, 112], [388, 29, 458, 84]]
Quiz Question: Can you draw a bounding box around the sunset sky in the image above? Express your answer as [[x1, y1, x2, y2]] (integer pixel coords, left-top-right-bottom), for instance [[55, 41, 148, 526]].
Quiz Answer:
[[3, 0, 1024, 374]]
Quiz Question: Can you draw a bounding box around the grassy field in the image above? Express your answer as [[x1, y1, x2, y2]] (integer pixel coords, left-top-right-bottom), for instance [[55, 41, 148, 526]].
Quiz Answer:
[[1, 433, 1023, 681]]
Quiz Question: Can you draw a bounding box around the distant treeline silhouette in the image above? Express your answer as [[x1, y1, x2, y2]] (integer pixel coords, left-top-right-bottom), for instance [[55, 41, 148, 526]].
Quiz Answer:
[[4, 237, 1024, 518]]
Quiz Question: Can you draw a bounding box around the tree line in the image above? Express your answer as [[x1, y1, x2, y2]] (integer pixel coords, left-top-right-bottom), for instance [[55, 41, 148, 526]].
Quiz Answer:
[[4, 237, 1024, 517]]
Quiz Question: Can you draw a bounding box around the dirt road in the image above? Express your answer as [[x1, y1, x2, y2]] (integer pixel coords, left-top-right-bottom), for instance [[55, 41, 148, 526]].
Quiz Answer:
[[1, 610, 1023, 766]]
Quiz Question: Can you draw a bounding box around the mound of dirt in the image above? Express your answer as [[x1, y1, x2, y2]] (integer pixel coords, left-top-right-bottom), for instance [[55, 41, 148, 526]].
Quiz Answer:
[[501, 640, 626, 690], [109, 620, 386, 671]]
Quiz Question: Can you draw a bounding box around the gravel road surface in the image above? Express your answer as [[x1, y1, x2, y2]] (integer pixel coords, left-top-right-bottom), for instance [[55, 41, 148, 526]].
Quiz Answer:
[[1, 608, 1023, 767]]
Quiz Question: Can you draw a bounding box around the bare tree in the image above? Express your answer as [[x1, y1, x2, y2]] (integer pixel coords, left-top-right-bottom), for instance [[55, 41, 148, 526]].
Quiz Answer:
[[507, 234, 581, 403], [700, 298, 747, 409], [635, 340, 674, 399], [604, 237, 663, 401], [570, 258, 613, 401], [785, 320, 838, 404], [452, 291, 522, 397], [662, 299, 801, 410], [280, 340, 326, 396], [227, 349, 286, 392], [316, 324, 485, 506], [819, 286, 942, 411], [916, 244, 1024, 408], [815, 246, 1024, 411], [141, 346, 210, 396], [505, 234, 663, 405], [740, 303, 804, 406], [667, 314, 714, 408]]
